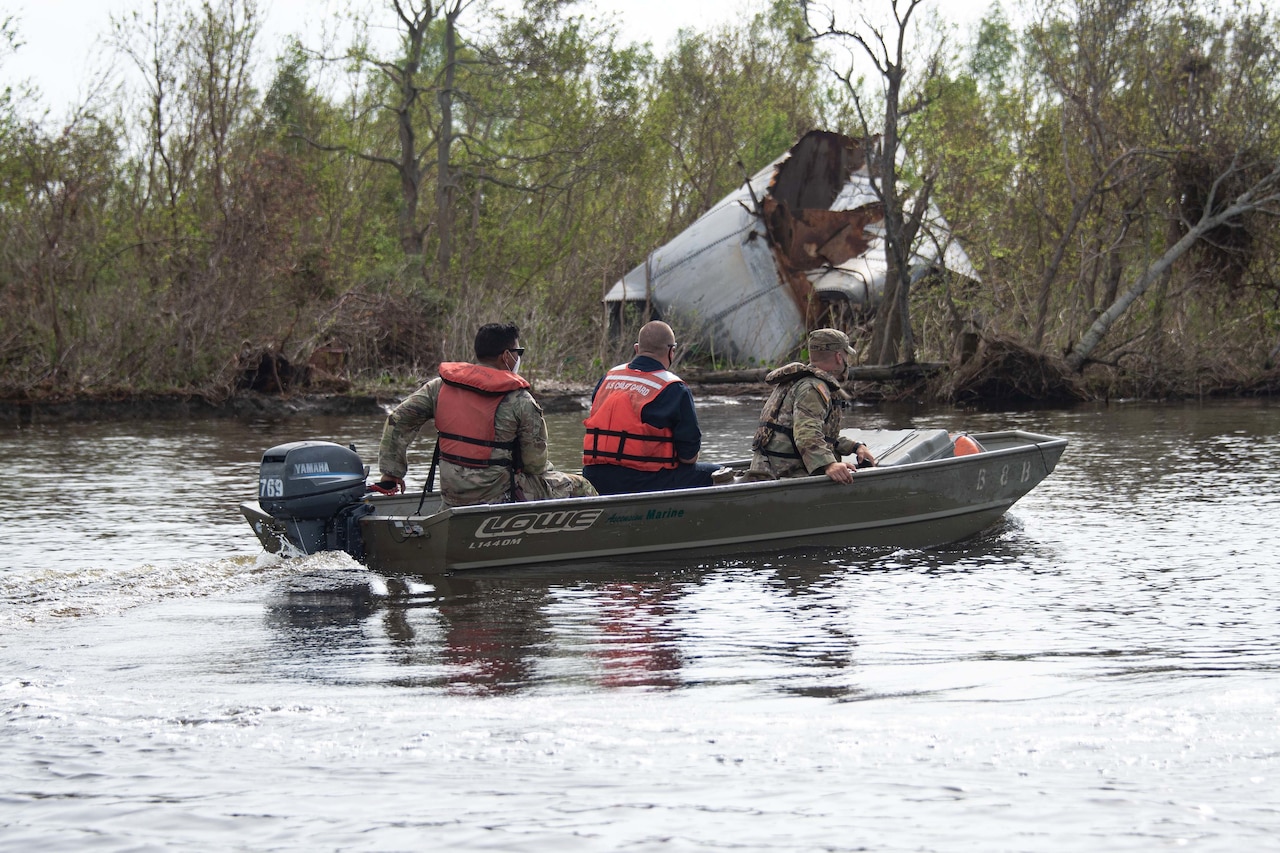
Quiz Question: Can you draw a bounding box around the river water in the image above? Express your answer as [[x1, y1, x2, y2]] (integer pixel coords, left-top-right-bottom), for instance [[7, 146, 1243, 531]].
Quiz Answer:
[[1, 398, 1278, 851]]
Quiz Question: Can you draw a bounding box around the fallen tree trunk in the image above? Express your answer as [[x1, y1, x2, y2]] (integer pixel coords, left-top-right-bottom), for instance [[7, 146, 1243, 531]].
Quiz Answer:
[[682, 363, 945, 385], [847, 362, 946, 382], [680, 368, 769, 383]]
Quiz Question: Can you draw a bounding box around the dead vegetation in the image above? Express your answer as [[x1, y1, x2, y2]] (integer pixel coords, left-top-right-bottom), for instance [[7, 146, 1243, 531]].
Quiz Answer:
[[932, 337, 1088, 406]]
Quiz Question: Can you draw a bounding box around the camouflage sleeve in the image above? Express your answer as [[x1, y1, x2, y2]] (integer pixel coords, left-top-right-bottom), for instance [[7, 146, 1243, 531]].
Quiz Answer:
[[506, 390, 551, 474], [790, 379, 838, 475], [377, 377, 442, 478]]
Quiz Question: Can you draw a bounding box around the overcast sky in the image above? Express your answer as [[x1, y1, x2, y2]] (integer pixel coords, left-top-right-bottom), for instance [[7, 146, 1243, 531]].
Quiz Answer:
[[3, 0, 745, 112], [2, 0, 996, 116]]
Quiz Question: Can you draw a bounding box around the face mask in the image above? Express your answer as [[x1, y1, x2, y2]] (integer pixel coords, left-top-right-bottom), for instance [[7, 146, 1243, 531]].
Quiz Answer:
[[511, 355, 522, 375]]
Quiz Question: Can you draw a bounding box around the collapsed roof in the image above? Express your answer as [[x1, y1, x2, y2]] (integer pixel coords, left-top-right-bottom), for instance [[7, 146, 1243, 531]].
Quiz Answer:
[[604, 129, 978, 365]]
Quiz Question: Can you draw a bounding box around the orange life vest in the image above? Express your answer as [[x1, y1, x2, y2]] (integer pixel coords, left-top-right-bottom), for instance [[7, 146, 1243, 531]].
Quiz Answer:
[[436, 362, 530, 469], [582, 364, 682, 471]]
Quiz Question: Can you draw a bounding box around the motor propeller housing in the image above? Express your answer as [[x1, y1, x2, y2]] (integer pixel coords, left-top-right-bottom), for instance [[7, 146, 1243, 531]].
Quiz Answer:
[[257, 440, 369, 555]]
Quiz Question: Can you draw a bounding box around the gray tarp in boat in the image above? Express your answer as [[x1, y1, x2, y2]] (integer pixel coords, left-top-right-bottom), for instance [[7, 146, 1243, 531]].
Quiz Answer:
[[604, 129, 978, 365]]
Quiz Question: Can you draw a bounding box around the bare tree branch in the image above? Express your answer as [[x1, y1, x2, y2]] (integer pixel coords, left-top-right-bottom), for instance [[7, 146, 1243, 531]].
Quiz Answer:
[[1066, 156, 1280, 371]]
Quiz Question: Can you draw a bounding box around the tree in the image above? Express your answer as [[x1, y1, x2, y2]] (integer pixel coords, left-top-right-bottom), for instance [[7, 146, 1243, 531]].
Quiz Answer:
[[0, 12, 20, 126], [354, 0, 455, 261], [645, 1, 822, 234], [293, 0, 613, 288], [979, 0, 1280, 379], [1065, 155, 1280, 371], [802, 0, 949, 365]]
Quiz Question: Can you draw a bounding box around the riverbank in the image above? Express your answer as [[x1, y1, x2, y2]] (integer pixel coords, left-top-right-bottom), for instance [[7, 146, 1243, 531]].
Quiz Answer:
[[0, 379, 598, 427], [1, 375, 781, 427], [2, 391, 389, 427], [0, 338, 1116, 427], [8, 357, 1276, 427]]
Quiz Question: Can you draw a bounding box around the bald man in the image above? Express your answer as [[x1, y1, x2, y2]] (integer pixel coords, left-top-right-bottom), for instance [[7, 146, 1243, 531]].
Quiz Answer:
[[582, 321, 719, 494]]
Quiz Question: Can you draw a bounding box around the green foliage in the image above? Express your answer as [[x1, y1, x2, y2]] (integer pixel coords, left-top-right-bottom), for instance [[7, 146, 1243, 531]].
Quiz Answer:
[[641, 5, 823, 232], [970, 3, 1016, 92], [908, 0, 1280, 389], [4, 0, 1280, 401]]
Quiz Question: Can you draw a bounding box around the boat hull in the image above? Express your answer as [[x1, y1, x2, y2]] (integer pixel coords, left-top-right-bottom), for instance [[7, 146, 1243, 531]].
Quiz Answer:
[[242, 429, 1067, 577]]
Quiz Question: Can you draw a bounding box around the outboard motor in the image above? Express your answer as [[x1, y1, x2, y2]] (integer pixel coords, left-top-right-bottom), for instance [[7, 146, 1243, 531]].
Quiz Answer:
[[258, 440, 371, 558]]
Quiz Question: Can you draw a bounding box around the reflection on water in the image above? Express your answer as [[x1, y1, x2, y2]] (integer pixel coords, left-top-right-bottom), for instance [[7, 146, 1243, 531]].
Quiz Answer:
[[3, 399, 1280, 851], [264, 564, 697, 695], [250, 512, 1077, 704]]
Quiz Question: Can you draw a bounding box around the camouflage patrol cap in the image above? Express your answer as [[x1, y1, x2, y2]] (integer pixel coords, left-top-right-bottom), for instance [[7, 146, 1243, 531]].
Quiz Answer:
[[808, 328, 856, 358]]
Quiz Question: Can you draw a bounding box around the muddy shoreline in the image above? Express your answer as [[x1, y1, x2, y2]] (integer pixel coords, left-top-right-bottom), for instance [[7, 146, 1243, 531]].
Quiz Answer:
[[4, 382, 771, 427], [4, 392, 382, 427]]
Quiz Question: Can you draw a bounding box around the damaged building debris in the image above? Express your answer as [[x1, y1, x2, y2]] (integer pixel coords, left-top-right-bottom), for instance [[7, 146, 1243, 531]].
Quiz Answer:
[[604, 129, 977, 366]]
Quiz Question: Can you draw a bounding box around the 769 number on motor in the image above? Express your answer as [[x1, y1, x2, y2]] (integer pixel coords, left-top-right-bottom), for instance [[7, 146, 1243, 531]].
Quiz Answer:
[[260, 477, 285, 498]]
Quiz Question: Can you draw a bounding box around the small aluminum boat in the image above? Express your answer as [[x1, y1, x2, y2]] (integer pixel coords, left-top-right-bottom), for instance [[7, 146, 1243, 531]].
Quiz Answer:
[[241, 427, 1067, 576]]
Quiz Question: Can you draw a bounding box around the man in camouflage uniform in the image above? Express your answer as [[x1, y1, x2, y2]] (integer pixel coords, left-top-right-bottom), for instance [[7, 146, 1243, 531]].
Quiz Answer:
[[374, 323, 596, 508], [747, 328, 877, 484]]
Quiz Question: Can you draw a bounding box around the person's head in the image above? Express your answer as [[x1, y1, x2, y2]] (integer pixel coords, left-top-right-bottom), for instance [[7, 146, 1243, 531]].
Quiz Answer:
[[807, 328, 856, 378], [474, 322, 523, 372], [635, 320, 678, 367]]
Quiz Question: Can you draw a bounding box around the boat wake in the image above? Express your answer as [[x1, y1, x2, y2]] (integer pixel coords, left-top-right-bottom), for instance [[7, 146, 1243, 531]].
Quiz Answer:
[[0, 550, 362, 631]]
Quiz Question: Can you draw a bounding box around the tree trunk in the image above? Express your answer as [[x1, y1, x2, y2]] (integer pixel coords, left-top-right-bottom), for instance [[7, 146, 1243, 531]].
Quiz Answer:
[[388, 3, 430, 257], [868, 72, 916, 367], [871, 241, 906, 364], [436, 4, 461, 281], [1033, 195, 1090, 347]]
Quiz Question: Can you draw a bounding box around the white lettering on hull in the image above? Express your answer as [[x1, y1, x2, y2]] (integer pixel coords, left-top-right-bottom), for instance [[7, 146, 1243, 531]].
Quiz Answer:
[[474, 508, 604, 539], [468, 537, 524, 549]]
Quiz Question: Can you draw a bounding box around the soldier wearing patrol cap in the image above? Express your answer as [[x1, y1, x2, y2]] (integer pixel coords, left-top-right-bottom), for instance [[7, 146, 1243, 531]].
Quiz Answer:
[[746, 328, 877, 484]]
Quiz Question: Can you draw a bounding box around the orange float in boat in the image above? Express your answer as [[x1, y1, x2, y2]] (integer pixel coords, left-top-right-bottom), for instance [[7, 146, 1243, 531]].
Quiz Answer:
[[953, 434, 984, 456]]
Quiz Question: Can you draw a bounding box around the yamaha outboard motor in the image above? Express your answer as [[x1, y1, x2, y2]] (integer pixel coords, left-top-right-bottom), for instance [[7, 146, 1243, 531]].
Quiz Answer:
[[258, 440, 371, 558]]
